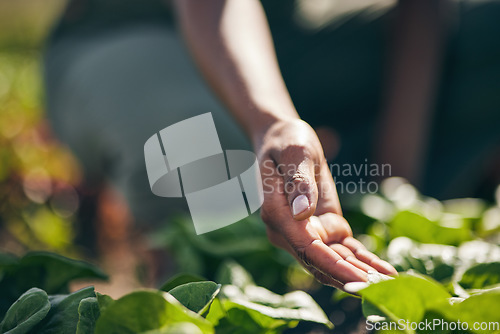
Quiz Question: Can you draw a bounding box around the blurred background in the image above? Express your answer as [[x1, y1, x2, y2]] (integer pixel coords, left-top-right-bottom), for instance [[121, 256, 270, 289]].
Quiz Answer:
[[1, 1, 500, 333], [0, 0, 78, 256], [0, 0, 149, 297]]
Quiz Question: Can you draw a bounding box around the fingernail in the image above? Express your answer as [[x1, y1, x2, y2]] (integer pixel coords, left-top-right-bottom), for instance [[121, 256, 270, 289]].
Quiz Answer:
[[292, 195, 309, 216], [344, 282, 369, 293]]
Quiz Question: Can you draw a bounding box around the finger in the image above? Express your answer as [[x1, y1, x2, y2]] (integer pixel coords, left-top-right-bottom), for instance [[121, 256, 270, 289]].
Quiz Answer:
[[329, 244, 378, 273], [315, 213, 352, 244], [315, 161, 342, 216], [260, 160, 368, 284], [267, 228, 346, 289], [308, 266, 344, 290], [272, 146, 319, 221], [342, 237, 398, 275], [285, 222, 368, 283]]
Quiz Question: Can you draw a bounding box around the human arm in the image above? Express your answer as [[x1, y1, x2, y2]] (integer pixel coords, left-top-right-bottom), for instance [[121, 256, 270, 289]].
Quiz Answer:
[[174, 0, 397, 288]]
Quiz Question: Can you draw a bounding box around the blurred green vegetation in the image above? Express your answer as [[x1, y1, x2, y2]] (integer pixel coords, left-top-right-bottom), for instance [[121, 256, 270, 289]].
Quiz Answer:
[[0, 0, 81, 255]]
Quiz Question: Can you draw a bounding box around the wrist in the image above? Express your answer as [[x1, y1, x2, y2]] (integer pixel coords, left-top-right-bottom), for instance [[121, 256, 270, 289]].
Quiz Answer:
[[248, 109, 300, 149]]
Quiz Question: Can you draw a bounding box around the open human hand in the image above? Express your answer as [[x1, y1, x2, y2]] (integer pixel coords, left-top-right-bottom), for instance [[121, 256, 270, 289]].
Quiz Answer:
[[256, 119, 397, 290]]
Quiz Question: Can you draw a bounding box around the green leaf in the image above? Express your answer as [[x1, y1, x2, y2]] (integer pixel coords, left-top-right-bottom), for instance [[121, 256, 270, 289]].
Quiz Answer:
[[159, 274, 205, 292], [459, 262, 500, 290], [219, 285, 333, 328], [0, 288, 50, 334], [140, 322, 204, 334], [96, 293, 115, 313], [387, 237, 457, 282], [205, 298, 225, 327], [168, 282, 221, 314], [33, 286, 97, 334], [16, 252, 108, 293], [94, 290, 213, 334], [390, 211, 471, 246], [76, 297, 100, 334], [0, 252, 106, 317], [217, 300, 291, 334], [438, 290, 500, 334], [359, 275, 451, 324], [0, 252, 107, 298], [215, 261, 254, 288]]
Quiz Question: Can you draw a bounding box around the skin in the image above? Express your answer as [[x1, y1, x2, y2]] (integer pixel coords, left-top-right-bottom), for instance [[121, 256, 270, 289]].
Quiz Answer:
[[174, 0, 398, 289]]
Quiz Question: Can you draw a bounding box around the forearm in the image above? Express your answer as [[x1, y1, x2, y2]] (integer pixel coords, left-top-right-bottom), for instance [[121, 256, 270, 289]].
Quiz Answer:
[[173, 0, 298, 145]]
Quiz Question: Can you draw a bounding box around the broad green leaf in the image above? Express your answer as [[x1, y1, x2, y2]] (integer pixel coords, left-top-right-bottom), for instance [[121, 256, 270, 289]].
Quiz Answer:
[[96, 293, 115, 313], [94, 290, 213, 334], [0, 252, 107, 298], [33, 286, 96, 334], [0, 288, 50, 334], [215, 261, 254, 288], [15, 252, 108, 293], [459, 262, 500, 290], [0, 252, 106, 317], [437, 290, 500, 334], [220, 284, 333, 328], [205, 298, 225, 327], [390, 211, 471, 246], [218, 300, 291, 334], [180, 215, 271, 257], [359, 275, 451, 324], [76, 297, 100, 334], [141, 322, 204, 334], [168, 282, 221, 314], [159, 274, 205, 292]]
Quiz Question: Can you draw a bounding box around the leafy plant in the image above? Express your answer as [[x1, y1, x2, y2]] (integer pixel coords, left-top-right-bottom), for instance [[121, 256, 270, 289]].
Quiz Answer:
[[0, 253, 332, 334], [356, 274, 500, 334], [0, 251, 107, 316], [343, 179, 500, 333], [149, 215, 296, 294]]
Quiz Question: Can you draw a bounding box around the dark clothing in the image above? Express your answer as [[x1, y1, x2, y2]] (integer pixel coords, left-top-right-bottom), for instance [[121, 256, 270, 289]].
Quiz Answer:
[[45, 0, 500, 224]]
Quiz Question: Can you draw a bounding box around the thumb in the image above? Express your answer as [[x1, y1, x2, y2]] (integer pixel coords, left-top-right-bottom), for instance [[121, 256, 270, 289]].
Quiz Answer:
[[278, 152, 319, 220]]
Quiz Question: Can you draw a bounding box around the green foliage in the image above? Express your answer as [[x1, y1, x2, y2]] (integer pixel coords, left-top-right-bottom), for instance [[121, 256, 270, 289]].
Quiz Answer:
[[2, 177, 499, 333], [0, 288, 50, 334], [360, 275, 451, 323], [159, 273, 205, 292], [33, 286, 97, 333], [214, 261, 333, 332], [387, 237, 457, 282], [94, 290, 213, 334], [347, 179, 500, 333], [0, 253, 331, 334], [0, 251, 107, 317], [76, 297, 100, 334], [358, 275, 500, 334], [150, 215, 294, 292], [459, 263, 500, 290], [390, 211, 472, 246], [168, 282, 221, 314]]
